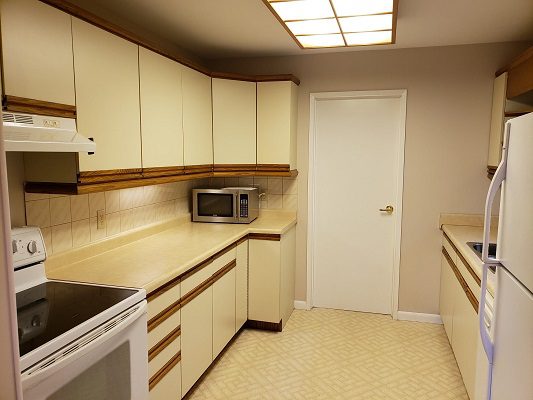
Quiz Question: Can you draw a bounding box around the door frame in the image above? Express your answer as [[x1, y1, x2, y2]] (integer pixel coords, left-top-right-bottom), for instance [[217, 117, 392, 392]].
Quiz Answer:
[[306, 90, 407, 319]]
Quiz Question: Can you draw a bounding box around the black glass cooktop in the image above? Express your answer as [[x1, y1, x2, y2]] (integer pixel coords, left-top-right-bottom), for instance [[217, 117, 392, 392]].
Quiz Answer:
[[16, 281, 138, 357]]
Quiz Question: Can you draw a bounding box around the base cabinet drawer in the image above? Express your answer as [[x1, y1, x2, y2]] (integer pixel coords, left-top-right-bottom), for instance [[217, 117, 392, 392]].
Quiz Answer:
[[181, 287, 213, 395], [149, 359, 181, 400]]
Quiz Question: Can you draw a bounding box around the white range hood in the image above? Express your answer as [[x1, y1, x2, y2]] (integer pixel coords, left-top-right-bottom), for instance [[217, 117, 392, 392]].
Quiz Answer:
[[2, 111, 96, 153]]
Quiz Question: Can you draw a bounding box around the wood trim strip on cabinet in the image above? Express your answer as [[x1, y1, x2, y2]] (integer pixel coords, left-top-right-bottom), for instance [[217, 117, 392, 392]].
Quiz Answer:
[[211, 259, 237, 285], [78, 169, 143, 184], [142, 166, 185, 178], [3, 95, 76, 118], [255, 74, 300, 86], [235, 235, 248, 246], [256, 164, 291, 173], [147, 300, 182, 333], [147, 276, 181, 302], [245, 319, 283, 332], [148, 351, 182, 391], [213, 164, 258, 173], [24, 182, 79, 195], [487, 166, 497, 179], [179, 277, 213, 308], [211, 71, 257, 82], [148, 325, 181, 362], [442, 247, 479, 313], [443, 233, 481, 286], [180, 258, 213, 282], [248, 233, 281, 241], [184, 164, 214, 175]]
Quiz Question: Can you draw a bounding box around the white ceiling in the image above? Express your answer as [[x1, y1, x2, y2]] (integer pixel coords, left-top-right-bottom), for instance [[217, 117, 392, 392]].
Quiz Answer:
[[69, 0, 533, 60]]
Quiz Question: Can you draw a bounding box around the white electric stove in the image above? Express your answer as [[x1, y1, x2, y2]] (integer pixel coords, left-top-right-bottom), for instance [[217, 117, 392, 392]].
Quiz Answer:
[[12, 226, 149, 400]]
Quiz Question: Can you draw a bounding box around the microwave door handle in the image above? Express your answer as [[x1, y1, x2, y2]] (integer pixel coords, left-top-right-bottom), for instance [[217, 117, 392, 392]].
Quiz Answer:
[[21, 302, 146, 388], [234, 193, 239, 221]]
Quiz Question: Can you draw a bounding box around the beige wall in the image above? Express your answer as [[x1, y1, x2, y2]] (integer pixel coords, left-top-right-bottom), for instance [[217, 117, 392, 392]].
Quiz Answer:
[[210, 42, 529, 314]]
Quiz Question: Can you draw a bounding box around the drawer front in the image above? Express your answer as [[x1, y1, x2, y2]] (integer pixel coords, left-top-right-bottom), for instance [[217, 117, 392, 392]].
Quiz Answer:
[[181, 246, 236, 296], [149, 359, 181, 400], [147, 281, 181, 321], [442, 235, 457, 265], [456, 256, 481, 301], [148, 310, 180, 350], [149, 333, 181, 379]]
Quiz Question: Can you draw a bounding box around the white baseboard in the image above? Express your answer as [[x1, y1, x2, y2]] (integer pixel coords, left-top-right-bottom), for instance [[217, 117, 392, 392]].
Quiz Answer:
[[397, 311, 442, 324], [294, 300, 308, 310]]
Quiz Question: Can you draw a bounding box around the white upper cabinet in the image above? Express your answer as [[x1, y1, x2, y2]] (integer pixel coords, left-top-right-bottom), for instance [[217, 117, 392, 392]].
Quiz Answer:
[[0, 0, 75, 105], [182, 66, 213, 167], [212, 79, 257, 165], [72, 18, 142, 172], [139, 48, 184, 169], [257, 81, 298, 169]]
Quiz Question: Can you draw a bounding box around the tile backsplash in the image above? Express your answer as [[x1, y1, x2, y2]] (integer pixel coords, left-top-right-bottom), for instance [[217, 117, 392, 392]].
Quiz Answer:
[[24, 176, 298, 255]]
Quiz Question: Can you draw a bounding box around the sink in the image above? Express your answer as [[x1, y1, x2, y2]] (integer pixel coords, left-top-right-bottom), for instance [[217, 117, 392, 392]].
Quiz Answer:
[[467, 241, 497, 260]]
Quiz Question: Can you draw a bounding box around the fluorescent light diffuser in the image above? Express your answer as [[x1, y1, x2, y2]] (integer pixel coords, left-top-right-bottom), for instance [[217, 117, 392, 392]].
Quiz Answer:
[[296, 34, 344, 48], [331, 0, 394, 17], [270, 0, 334, 21], [344, 30, 392, 46], [339, 14, 392, 33], [286, 18, 340, 35], [264, 0, 398, 48]]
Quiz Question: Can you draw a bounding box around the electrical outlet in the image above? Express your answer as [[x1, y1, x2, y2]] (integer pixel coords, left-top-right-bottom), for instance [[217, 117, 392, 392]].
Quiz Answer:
[[97, 209, 105, 230]]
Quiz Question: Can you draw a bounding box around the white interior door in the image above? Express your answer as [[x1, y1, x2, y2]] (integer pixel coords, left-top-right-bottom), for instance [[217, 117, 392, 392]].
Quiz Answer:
[[311, 91, 406, 315]]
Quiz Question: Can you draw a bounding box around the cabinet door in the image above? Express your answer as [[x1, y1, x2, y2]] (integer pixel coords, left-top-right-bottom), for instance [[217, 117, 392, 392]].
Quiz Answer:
[[212, 79, 256, 165], [235, 241, 248, 331], [0, 0, 75, 105], [212, 268, 236, 358], [72, 18, 141, 172], [280, 226, 296, 328], [488, 73, 508, 168], [139, 48, 183, 168], [182, 67, 213, 166], [440, 253, 456, 341], [248, 239, 280, 323], [451, 286, 479, 399], [181, 287, 213, 396], [257, 81, 297, 169]]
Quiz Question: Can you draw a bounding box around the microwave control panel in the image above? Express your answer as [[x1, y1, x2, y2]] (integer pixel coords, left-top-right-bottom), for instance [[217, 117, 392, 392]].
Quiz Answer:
[[239, 194, 248, 218]]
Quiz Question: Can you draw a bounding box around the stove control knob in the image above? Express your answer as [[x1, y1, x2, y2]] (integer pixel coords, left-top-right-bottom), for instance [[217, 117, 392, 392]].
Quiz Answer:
[[27, 240, 38, 255], [12, 240, 18, 254]]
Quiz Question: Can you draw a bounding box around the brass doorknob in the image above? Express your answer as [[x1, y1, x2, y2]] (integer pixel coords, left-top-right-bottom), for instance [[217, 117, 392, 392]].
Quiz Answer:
[[379, 205, 394, 214]]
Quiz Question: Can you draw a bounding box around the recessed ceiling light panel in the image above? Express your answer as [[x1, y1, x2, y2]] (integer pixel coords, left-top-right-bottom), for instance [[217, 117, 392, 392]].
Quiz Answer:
[[339, 14, 393, 33], [286, 18, 340, 35], [296, 33, 344, 48], [264, 0, 398, 48], [331, 0, 394, 17], [270, 0, 334, 21], [344, 30, 392, 46]]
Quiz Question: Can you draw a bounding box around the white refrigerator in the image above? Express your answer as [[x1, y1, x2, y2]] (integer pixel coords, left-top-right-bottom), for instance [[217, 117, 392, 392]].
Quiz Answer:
[[480, 112, 533, 400]]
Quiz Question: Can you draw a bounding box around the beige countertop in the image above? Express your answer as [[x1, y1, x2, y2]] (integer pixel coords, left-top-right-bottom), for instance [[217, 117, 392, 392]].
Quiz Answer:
[[46, 211, 297, 294], [442, 224, 497, 295]]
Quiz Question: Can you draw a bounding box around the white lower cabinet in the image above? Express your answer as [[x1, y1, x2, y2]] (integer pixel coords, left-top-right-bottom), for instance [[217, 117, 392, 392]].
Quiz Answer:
[[236, 241, 249, 330], [181, 287, 213, 395], [149, 361, 181, 400], [249, 227, 296, 329], [440, 235, 489, 400], [213, 268, 236, 358]]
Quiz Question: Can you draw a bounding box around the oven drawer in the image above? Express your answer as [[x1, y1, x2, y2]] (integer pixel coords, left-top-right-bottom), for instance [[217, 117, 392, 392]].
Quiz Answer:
[[149, 354, 181, 400], [149, 330, 181, 379], [147, 280, 181, 321], [148, 308, 180, 350]]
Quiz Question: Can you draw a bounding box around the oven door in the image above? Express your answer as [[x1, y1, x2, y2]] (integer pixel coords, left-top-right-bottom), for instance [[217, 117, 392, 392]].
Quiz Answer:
[[21, 301, 148, 400], [193, 189, 238, 223]]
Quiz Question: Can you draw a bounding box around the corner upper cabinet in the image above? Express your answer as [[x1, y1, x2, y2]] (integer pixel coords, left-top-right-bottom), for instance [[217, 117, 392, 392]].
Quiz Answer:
[[257, 81, 298, 171], [139, 48, 183, 169], [182, 67, 213, 168], [72, 18, 142, 172], [0, 0, 75, 107], [212, 78, 257, 167]]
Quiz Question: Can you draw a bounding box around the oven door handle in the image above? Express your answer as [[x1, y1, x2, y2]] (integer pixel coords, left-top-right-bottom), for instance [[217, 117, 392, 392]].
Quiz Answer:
[[22, 301, 147, 388]]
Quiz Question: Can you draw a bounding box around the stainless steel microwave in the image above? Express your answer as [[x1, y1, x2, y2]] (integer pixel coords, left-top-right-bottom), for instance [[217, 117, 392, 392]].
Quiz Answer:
[[192, 187, 259, 224]]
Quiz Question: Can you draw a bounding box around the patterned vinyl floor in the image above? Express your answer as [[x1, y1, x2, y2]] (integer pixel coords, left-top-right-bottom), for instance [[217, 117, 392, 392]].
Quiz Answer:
[[186, 309, 468, 400]]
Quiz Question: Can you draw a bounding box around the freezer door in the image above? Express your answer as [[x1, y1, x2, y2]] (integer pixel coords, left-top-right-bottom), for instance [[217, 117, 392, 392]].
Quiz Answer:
[[491, 267, 533, 400], [497, 113, 533, 291]]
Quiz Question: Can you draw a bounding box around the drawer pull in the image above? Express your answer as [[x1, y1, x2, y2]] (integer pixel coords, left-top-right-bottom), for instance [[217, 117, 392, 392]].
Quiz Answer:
[[148, 326, 181, 362], [149, 351, 181, 391]]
